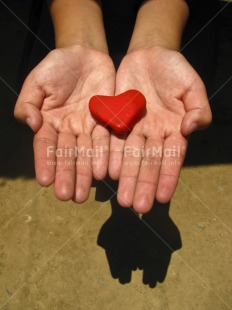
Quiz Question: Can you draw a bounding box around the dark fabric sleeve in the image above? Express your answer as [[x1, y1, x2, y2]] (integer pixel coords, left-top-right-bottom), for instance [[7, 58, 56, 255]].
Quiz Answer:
[[185, 0, 194, 9], [185, 0, 219, 15]]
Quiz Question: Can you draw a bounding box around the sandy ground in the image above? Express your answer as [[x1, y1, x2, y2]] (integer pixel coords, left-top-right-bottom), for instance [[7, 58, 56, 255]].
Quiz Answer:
[[0, 1, 232, 309]]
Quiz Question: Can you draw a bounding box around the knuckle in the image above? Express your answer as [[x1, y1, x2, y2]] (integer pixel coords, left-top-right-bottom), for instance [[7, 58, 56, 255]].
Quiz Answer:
[[34, 136, 56, 145]]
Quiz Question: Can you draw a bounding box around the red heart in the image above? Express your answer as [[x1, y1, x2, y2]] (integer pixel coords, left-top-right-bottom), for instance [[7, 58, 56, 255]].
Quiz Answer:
[[89, 89, 146, 134]]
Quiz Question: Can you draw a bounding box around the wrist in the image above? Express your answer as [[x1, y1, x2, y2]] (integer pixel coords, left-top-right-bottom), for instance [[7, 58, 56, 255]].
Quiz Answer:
[[128, 0, 189, 53], [55, 36, 108, 54], [125, 46, 175, 60], [50, 0, 109, 54], [128, 37, 180, 53]]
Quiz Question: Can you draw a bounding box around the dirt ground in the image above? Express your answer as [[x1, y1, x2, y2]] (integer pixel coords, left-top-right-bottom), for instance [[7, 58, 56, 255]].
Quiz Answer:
[[0, 1, 232, 309]]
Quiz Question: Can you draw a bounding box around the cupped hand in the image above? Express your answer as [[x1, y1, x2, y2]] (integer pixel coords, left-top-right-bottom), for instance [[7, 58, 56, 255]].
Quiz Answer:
[[14, 45, 115, 202], [109, 47, 212, 213]]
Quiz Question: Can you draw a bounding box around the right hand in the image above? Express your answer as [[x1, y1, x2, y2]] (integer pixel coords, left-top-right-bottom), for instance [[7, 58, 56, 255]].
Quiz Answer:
[[14, 45, 115, 203]]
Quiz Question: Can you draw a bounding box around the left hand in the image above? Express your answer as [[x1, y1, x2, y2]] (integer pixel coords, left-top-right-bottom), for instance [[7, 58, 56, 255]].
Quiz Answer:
[[109, 47, 212, 213]]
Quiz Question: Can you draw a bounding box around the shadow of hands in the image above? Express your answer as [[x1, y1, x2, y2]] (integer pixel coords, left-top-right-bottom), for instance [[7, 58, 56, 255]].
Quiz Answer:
[[98, 197, 140, 283], [96, 180, 182, 287], [139, 204, 182, 287]]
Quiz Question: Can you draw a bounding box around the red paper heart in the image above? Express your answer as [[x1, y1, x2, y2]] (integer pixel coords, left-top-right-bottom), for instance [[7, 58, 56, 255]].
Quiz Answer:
[[89, 89, 146, 134]]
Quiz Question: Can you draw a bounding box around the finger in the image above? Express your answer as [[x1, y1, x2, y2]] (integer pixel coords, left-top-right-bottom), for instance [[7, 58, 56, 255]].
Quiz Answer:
[[74, 133, 93, 203], [181, 79, 212, 136], [133, 138, 163, 214], [117, 133, 145, 208], [109, 132, 127, 180], [54, 132, 76, 201], [14, 74, 44, 132], [34, 123, 57, 186], [92, 124, 110, 180], [108, 71, 133, 180], [156, 133, 188, 204]]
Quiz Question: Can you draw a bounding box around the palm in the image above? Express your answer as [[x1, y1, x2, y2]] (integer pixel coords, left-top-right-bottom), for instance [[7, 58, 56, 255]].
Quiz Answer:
[[15, 45, 115, 202], [109, 47, 211, 213]]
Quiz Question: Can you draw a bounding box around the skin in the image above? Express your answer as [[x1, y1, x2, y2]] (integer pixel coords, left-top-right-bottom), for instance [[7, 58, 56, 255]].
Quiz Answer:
[[14, 0, 212, 212], [14, 0, 115, 202], [109, 0, 212, 213], [109, 47, 211, 213]]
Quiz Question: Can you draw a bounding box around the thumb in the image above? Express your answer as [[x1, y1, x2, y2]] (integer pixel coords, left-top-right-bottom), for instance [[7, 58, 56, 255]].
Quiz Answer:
[[181, 79, 212, 137], [14, 74, 44, 132]]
